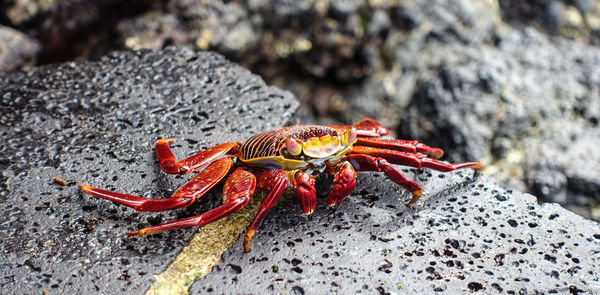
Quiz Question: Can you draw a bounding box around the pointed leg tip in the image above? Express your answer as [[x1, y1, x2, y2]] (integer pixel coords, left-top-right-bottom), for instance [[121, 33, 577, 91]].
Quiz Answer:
[[405, 189, 423, 206], [327, 198, 341, 207], [243, 229, 256, 253], [303, 208, 315, 215], [327, 201, 337, 208], [127, 229, 145, 236], [80, 183, 93, 193], [470, 162, 483, 170]]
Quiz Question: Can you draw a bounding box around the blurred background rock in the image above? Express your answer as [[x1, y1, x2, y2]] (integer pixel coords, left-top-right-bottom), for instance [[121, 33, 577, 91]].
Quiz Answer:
[[1, 0, 599, 220]]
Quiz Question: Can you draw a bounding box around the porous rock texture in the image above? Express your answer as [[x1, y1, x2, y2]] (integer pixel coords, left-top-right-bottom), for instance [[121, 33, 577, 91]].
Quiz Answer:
[[1, 48, 599, 294], [193, 171, 600, 294], [0, 47, 297, 294]]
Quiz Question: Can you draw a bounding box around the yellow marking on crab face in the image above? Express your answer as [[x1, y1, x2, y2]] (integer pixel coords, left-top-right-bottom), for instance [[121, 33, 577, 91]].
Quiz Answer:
[[240, 156, 309, 170], [301, 135, 342, 158]]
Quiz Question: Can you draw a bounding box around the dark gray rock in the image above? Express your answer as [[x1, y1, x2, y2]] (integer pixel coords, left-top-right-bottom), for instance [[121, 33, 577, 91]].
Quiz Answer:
[[317, 0, 500, 123], [574, 0, 597, 13], [0, 47, 297, 294], [342, 26, 600, 218], [498, 0, 600, 44], [329, 0, 362, 18], [118, 0, 416, 84], [400, 28, 600, 208], [1, 0, 146, 64], [191, 170, 600, 294], [0, 25, 40, 72]]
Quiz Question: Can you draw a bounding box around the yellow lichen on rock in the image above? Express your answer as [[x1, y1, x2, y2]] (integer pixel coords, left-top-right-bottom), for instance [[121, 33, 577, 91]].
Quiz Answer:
[[146, 191, 267, 295]]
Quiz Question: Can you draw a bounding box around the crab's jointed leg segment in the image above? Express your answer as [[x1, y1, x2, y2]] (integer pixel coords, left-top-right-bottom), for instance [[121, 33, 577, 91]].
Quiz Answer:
[[244, 170, 289, 252], [349, 146, 482, 172], [171, 157, 234, 203], [326, 161, 357, 207], [80, 184, 190, 211], [81, 157, 234, 211], [127, 167, 256, 236], [346, 154, 424, 205], [156, 139, 238, 174], [355, 137, 444, 159]]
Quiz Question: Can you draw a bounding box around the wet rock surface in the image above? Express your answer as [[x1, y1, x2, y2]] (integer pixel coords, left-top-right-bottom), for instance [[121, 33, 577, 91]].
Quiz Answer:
[[0, 47, 297, 294], [1, 47, 599, 294], [193, 171, 600, 294]]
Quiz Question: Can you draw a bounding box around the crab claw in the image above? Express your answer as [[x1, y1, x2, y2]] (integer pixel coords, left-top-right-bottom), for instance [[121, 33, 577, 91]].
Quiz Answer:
[[327, 162, 357, 207], [355, 117, 390, 136], [155, 139, 183, 174], [293, 171, 316, 215]]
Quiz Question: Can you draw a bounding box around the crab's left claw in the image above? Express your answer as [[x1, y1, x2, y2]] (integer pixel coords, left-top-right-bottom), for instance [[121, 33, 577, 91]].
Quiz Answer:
[[327, 117, 390, 138], [327, 161, 357, 207], [292, 171, 316, 215], [354, 117, 390, 136], [155, 139, 238, 175]]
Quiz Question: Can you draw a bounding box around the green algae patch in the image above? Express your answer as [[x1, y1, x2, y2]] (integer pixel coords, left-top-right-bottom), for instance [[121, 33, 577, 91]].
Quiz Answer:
[[146, 191, 267, 295]]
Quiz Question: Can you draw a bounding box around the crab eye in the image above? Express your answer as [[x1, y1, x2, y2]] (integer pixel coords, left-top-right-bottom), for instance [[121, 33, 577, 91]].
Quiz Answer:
[[347, 127, 357, 143], [342, 127, 357, 145], [285, 138, 302, 155]]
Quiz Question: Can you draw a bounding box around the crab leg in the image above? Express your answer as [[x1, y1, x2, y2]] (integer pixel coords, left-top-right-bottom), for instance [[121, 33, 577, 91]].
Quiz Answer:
[[326, 161, 357, 207], [244, 170, 289, 252], [355, 138, 444, 159], [156, 139, 238, 174], [128, 167, 256, 236], [346, 154, 424, 205], [349, 146, 482, 172], [328, 117, 391, 137], [81, 158, 234, 211]]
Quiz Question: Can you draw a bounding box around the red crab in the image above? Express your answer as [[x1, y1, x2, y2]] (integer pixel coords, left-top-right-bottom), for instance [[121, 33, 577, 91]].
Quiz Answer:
[[81, 118, 481, 252]]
